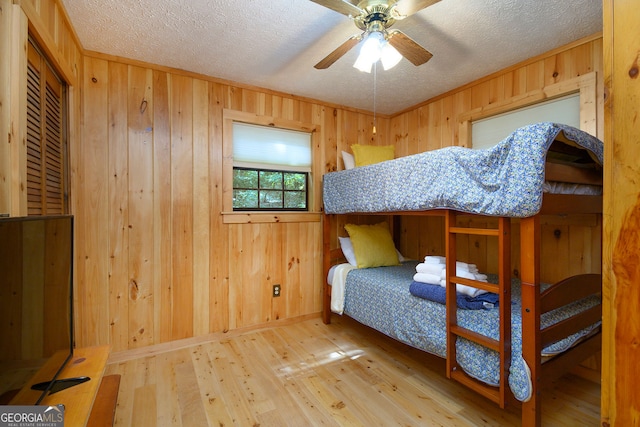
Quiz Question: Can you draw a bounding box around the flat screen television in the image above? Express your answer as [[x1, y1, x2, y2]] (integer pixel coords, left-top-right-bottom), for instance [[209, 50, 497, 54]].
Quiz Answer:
[[0, 215, 76, 405]]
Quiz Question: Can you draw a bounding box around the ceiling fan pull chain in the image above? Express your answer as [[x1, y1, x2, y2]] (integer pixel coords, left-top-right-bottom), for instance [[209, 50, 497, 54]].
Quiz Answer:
[[373, 61, 377, 135]]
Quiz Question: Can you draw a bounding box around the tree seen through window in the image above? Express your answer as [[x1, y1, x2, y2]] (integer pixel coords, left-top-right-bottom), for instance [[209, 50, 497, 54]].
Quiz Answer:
[[233, 168, 307, 210]]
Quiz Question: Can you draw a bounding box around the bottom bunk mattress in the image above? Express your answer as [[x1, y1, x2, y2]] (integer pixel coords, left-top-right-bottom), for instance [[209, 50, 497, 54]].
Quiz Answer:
[[331, 261, 600, 402]]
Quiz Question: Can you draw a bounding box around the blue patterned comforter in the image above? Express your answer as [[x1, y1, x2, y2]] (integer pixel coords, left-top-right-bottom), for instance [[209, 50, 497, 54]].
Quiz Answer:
[[343, 261, 601, 402], [323, 123, 603, 217]]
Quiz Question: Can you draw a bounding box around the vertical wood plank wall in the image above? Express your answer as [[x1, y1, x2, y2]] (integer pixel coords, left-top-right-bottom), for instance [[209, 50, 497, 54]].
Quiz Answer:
[[602, 0, 640, 424], [0, 0, 11, 215], [75, 56, 387, 350], [1, 0, 605, 354]]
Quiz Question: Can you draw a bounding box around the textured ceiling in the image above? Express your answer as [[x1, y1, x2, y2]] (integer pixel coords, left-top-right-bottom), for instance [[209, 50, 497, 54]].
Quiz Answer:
[[60, 0, 602, 115]]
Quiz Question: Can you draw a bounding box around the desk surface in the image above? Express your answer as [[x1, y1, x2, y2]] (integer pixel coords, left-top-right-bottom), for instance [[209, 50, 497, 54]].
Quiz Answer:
[[10, 345, 110, 427]]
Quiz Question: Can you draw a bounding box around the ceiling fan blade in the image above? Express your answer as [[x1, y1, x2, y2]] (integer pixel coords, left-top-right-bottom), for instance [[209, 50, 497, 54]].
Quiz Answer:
[[387, 30, 432, 66], [309, 0, 362, 17], [314, 34, 362, 69], [393, 0, 441, 18]]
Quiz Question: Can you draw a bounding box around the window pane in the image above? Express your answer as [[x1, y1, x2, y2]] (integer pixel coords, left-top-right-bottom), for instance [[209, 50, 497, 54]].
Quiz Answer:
[[233, 169, 258, 189], [259, 171, 282, 189], [260, 190, 283, 209], [284, 191, 306, 209], [472, 94, 579, 149], [232, 167, 308, 211], [233, 189, 258, 208], [284, 172, 306, 191]]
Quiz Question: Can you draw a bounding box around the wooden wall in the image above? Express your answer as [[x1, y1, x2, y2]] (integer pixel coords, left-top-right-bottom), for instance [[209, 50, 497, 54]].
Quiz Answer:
[[75, 56, 389, 351], [602, 0, 640, 424]]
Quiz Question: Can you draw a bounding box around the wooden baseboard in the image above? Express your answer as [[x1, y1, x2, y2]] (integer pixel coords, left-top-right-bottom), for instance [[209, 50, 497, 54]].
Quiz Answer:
[[107, 313, 321, 364]]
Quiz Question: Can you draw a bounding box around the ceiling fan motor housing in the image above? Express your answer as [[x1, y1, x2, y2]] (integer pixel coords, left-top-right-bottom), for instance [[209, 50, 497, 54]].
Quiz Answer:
[[354, 3, 396, 32]]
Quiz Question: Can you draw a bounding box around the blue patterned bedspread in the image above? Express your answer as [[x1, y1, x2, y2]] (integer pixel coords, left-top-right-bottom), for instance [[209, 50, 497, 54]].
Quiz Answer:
[[343, 261, 601, 402], [324, 123, 603, 217]]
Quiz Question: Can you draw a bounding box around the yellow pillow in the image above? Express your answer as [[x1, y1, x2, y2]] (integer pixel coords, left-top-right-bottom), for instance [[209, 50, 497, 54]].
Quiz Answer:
[[344, 222, 400, 268], [351, 144, 395, 167]]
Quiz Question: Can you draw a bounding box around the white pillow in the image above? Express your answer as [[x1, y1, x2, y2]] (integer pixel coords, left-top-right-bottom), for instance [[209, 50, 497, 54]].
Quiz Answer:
[[342, 151, 355, 170], [338, 236, 357, 266], [339, 236, 406, 266]]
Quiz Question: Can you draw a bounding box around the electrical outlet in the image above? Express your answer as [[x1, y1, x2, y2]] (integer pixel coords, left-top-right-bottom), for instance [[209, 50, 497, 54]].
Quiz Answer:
[[272, 284, 281, 297]]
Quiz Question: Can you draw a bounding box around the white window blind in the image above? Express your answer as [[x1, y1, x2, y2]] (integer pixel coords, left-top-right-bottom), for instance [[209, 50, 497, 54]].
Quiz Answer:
[[471, 94, 580, 149], [233, 122, 312, 172]]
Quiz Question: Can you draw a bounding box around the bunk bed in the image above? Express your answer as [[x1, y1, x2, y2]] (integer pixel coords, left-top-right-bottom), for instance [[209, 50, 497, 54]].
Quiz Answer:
[[321, 122, 603, 427]]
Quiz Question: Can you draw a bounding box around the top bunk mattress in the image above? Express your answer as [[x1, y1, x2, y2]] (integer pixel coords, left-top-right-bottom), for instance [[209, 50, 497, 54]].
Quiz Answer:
[[323, 123, 604, 217]]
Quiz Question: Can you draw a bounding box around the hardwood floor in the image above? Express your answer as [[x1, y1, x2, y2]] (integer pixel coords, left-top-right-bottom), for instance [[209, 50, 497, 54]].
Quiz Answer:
[[105, 315, 600, 426]]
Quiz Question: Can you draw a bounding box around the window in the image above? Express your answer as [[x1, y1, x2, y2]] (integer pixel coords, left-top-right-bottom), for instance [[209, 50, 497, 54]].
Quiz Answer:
[[26, 37, 68, 215], [471, 94, 580, 149], [232, 122, 311, 211], [233, 168, 308, 210], [459, 73, 597, 149]]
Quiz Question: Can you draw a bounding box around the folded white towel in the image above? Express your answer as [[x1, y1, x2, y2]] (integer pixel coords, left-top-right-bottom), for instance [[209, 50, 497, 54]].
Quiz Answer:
[[461, 284, 486, 298], [420, 256, 489, 297], [439, 279, 487, 298], [455, 261, 479, 274], [424, 255, 446, 264], [440, 268, 484, 280], [456, 269, 476, 281], [413, 272, 442, 285], [439, 268, 491, 297], [456, 261, 470, 269], [422, 257, 478, 271], [415, 262, 445, 275]]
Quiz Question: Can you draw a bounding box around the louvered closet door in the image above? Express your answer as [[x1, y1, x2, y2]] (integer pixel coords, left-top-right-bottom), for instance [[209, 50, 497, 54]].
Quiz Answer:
[[26, 38, 67, 215]]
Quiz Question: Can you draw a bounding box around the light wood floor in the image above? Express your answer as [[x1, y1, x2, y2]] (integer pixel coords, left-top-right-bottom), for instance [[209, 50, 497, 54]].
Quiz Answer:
[[105, 315, 600, 426]]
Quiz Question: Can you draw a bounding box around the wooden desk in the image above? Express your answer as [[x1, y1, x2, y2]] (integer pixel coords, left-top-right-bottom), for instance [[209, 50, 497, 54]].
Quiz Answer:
[[10, 346, 112, 427]]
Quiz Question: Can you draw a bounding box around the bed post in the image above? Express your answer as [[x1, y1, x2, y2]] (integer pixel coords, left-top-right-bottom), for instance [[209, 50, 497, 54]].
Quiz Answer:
[[322, 212, 333, 324], [520, 215, 541, 427]]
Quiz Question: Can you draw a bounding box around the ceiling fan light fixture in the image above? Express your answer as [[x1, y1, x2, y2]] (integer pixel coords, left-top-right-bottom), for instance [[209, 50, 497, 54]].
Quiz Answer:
[[380, 42, 402, 70], [353, 31, 384, 73], [353, 31, 402, 72], [353, 53, 374, 73]]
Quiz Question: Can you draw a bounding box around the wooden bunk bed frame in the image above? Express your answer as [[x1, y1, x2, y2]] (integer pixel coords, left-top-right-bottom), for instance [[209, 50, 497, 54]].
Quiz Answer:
[[322, 161, 603, 427]]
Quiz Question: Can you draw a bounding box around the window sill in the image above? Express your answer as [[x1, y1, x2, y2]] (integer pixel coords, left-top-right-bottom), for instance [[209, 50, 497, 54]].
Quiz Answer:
[[221, 211, 322, 224]]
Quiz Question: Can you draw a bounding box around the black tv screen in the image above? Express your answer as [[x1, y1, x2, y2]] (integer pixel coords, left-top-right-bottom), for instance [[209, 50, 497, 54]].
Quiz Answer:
[[0, 215, 74, 405]]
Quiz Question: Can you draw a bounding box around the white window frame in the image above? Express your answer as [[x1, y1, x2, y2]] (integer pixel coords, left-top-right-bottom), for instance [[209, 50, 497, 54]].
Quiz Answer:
[[458, 72, 598, 148], [471, 94, 580, 149], [222, 110, 321, 221]]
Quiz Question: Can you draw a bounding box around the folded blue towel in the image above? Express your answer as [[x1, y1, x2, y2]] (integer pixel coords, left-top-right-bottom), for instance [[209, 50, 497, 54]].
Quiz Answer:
[[409, 281, 500, 310]]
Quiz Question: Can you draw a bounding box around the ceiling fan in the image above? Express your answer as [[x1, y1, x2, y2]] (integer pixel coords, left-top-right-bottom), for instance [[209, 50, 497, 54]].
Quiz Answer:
[[311, 0, 440, 70]]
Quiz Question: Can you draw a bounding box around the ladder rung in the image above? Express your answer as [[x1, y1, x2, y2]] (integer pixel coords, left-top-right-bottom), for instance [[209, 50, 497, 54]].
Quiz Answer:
[[449, 276, 500, 294], [450, 369, 502, 405], [449, 226, 500, 237], [450, 325, 501, 352]]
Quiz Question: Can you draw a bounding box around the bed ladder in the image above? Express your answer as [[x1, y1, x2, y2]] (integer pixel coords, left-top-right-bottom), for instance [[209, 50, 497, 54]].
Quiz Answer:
[[444, 210, 512, 408]]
